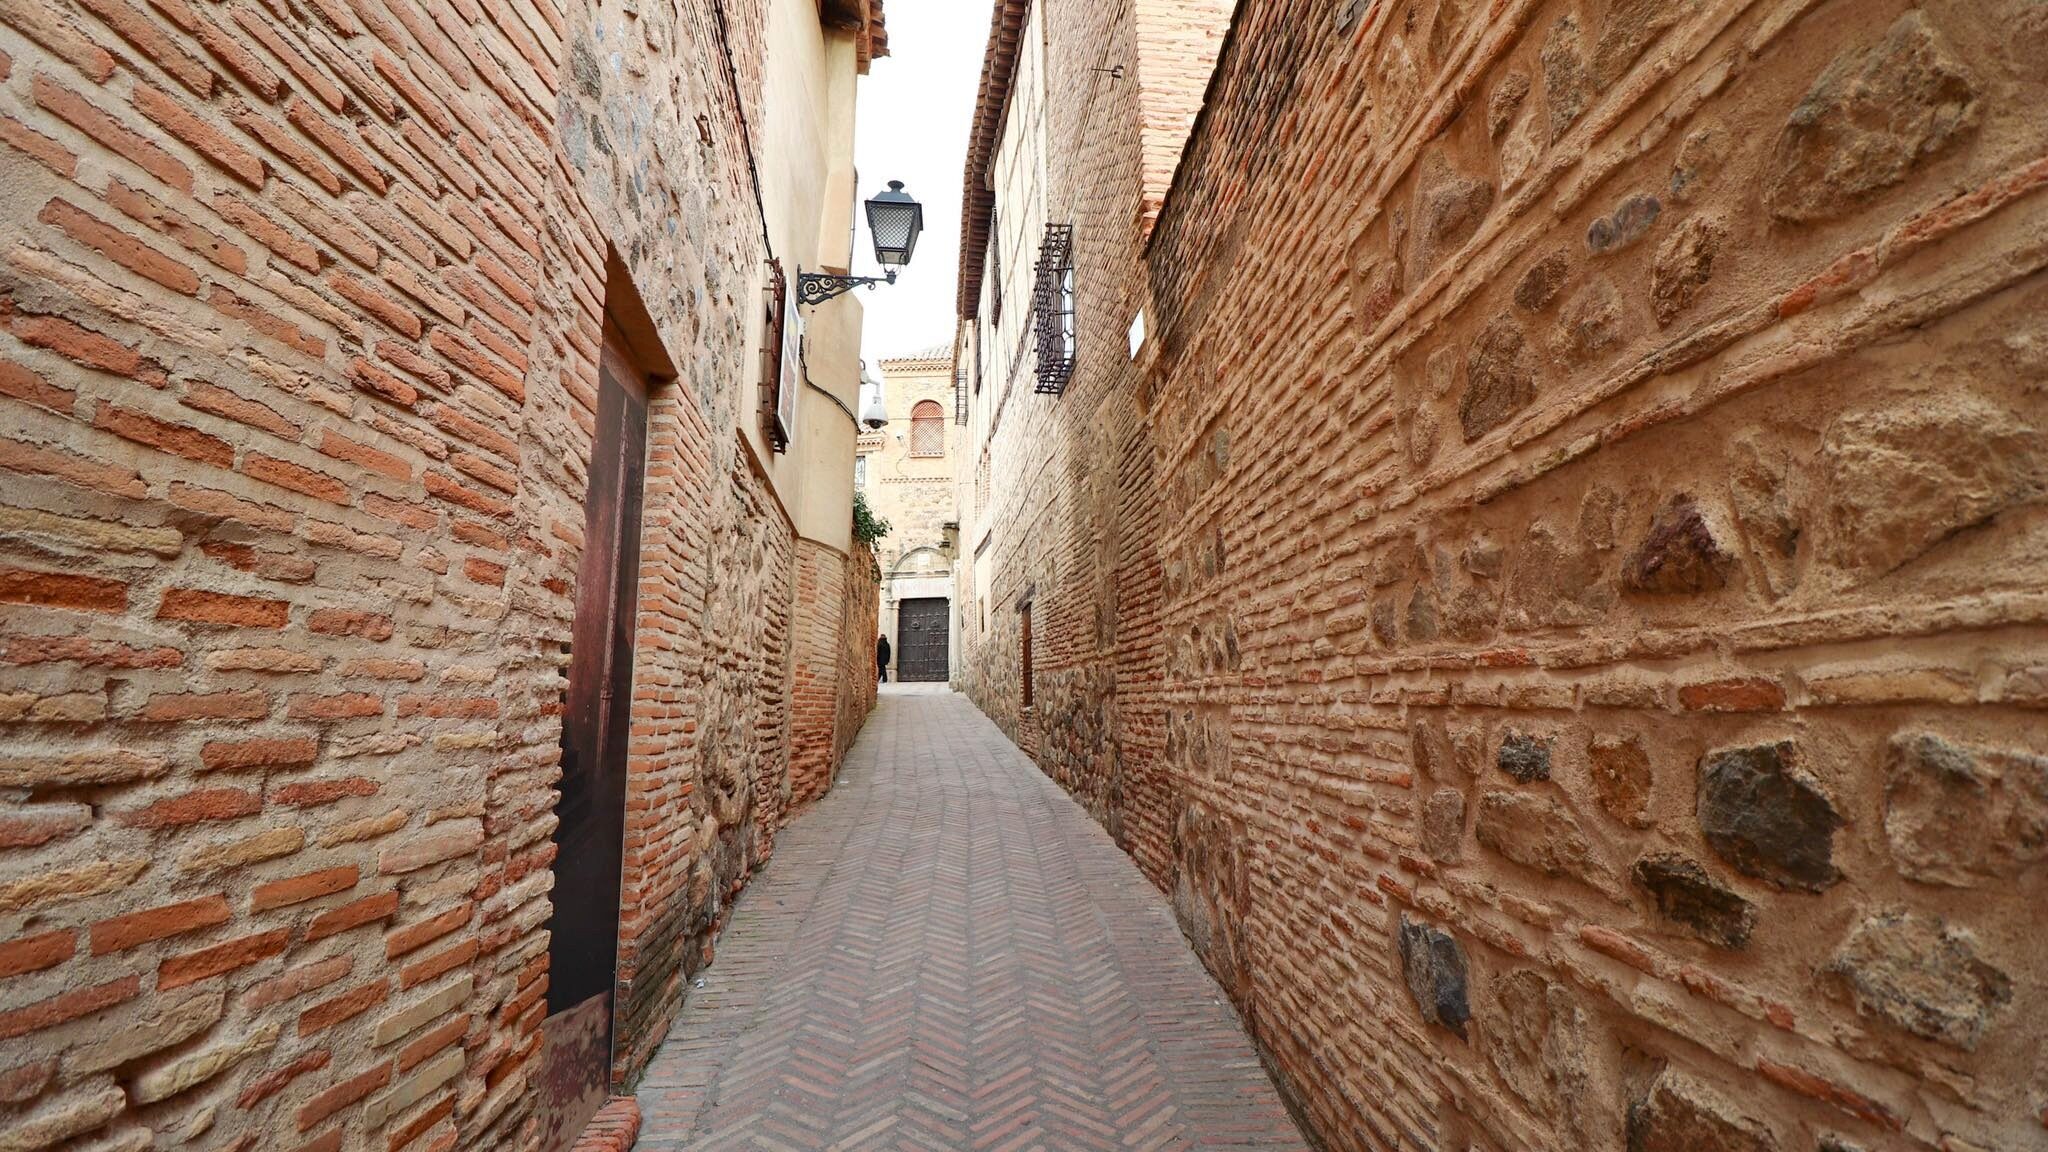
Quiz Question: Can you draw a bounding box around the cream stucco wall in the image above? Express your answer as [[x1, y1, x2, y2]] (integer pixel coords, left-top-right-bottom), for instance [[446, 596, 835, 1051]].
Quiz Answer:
[[744, 0, 869, 554]]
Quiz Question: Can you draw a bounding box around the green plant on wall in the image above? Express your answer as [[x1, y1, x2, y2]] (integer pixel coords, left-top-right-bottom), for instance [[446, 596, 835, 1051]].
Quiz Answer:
[[852, 490, 891, 547]]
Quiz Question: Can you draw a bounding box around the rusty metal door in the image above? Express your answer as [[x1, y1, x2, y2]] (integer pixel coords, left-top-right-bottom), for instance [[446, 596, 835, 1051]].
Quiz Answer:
[[539, 319, 648, 1148], [897, 597, 950, 682]]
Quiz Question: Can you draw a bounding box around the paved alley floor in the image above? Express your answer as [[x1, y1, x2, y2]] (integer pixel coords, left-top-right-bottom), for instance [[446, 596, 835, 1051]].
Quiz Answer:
[[633, 685, 1310, 1151]]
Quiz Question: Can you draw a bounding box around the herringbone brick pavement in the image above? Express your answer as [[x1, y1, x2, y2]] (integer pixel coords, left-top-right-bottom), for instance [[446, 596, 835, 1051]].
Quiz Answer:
[[633, 685, 1309, 1151]]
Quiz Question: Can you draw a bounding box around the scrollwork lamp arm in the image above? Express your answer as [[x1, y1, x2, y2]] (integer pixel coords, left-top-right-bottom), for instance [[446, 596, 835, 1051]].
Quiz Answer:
[[796, 268, 898, 306]]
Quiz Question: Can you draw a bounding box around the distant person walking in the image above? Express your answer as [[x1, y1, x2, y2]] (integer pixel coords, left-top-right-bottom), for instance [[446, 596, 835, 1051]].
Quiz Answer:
[[876, 634, 891, 684]]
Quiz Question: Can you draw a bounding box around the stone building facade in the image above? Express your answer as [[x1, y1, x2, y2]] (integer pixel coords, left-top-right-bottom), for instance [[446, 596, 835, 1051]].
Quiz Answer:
[[859, 348, 958, 682], [0, 1, 887, 1150], [954, 2, 2048, 1152]]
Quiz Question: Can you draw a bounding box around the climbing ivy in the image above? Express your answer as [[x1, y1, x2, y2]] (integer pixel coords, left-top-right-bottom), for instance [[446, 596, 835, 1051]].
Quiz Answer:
[[852, 491, 891, 547]]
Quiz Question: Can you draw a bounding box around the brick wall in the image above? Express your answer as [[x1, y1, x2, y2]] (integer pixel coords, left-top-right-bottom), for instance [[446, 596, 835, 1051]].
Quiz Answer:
[[834, 541, 878, 771], [963, 0, 2048, 1150], [788, 537, 878, 809], [0, 0, 872, 1148]]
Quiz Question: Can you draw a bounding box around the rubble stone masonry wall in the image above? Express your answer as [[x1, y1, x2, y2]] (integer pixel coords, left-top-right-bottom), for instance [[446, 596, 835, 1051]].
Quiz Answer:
[[0, 0, 870, 1149], [964, 0, 2048, 1150]]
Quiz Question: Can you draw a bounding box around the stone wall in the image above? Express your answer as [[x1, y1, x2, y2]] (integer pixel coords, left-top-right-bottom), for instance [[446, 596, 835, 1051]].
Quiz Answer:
[[834, 541, 879, 772], [963, 0, 2048, 1150], [0, 0, 872, 1149]]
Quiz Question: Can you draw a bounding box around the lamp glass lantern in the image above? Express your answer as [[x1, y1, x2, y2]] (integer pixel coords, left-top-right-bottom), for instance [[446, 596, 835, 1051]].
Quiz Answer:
[[865, 181, 923, 270]]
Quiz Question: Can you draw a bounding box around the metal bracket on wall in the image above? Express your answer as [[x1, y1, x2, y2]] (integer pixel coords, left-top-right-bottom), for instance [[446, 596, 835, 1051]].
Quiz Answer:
[[797, 269, 896, 306]]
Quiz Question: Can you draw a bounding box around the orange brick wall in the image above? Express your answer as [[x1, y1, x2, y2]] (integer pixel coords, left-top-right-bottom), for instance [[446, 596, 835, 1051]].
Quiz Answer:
[[0, 0, 866, 1149], [788, 537, 877, 810], [961, 1, 2048, 1150]]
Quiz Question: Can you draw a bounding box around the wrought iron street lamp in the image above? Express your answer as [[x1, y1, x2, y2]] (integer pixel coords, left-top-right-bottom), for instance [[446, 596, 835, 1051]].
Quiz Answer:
[[798, 181, 924, 306]]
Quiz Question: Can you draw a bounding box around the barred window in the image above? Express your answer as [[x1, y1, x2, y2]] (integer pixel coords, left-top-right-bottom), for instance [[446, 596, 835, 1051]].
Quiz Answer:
[[909, 400, 945, 457], [989, 207, 1003, 324], [759, 261, 791, 451], [854, 455, 867, 487], [1033, 224, 1075, 395]]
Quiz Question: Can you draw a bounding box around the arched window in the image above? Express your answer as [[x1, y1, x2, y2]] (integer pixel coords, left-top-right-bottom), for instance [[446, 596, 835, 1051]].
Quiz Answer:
[[909, 400, 945, 457]]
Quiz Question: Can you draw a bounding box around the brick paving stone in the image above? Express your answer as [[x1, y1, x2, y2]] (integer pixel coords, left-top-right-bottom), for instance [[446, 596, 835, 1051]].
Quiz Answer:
[[634, 684, 1309, 1151]]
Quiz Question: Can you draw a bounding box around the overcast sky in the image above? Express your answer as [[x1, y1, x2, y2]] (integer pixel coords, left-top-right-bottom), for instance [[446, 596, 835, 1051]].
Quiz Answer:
[[852, 0, 994, 364]]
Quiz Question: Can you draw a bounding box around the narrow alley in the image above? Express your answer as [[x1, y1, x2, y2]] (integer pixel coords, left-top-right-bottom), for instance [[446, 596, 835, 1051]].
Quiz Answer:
[[2, 0, 2044, 1148], [633, 685, 1309, 1151]]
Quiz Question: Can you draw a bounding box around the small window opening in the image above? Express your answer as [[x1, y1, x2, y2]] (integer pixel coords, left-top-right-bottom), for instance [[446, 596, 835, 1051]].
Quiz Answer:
[[1020, 601, 1034, 709], [1033, 224, 1076, 395], [909, 400, 945, 457]]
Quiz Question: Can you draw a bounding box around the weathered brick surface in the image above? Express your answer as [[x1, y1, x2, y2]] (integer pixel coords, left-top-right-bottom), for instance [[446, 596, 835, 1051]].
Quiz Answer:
[[0, 2, 876, 1151], [957, 1, 2048, 1151], [787, 538, 878, 808]]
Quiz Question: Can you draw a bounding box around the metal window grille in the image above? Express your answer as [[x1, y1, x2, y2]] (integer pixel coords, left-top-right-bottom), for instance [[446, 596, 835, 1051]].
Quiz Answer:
[[954, 361, 969, 425], [759, 260, 789, 451], [909, 400, 945, 457], [1032, 224, 1076, 395], [989, 207, 1002, 325]]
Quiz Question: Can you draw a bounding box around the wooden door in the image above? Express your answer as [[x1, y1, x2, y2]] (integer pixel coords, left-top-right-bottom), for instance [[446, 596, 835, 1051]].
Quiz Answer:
[[539, 319, 648, 1148], [897, 597, 950, 682]]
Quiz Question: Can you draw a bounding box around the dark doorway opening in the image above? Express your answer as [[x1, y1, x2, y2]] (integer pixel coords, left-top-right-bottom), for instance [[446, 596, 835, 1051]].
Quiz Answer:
[[896, 597, 950, 682], [538, 311, 650, 1152]]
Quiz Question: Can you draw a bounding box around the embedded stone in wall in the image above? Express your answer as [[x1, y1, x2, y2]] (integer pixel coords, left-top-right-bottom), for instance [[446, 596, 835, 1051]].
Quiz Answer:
[[1412, 157, 1495, 277], [1820, 394, 2041, 577], [1589, 733, 1654, 827], [1592, 0, 1686, 88], [1411, 718, 1456, 783], [1542, 15, 1589, 141], [1498, 731, 1553, 782], [1669, 126, 1728, 203], [1765, 11, 1977, 223], [1406, 585, 1440, 641], [1486, 969, 1555, 1111], [1626, 1069, 1779, 1152], [1489, 71, 1531, 139], [1484, 970, 1599, 1135], [1475, 790, 1604, 887], [1631, 851, 1756, 949], [1459, 316, 1534, 440], [1622, 495, 1732, 593], [1884, 732, 2048, 886], [1514, 249, 1573, 312], [1828, 909, 2012, 1051], [1557, 278, 1625, 362], [1397, 915, 1471, 1038], [1729, 435, 1802, 597], [1651, 216, 1724, 325], [1697, 741, 1841, 892], [1463, 533, 1504, 579], [1427, 0, 1473, 64], [1174, 802, 1251, 1002], [1440, 583, 1499, 642], [1587, 194, 1661, 254], [1422, 789, 1467, 862]]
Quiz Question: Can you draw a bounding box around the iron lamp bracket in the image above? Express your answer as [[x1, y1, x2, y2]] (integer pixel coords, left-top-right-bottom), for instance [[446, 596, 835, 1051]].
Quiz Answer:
[[797, 269, 897, 306]]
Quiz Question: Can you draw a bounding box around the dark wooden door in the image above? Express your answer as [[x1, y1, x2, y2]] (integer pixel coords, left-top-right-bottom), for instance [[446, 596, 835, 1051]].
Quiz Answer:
[[897, 597, 950, 682], [540, 319, 648, 1132]]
